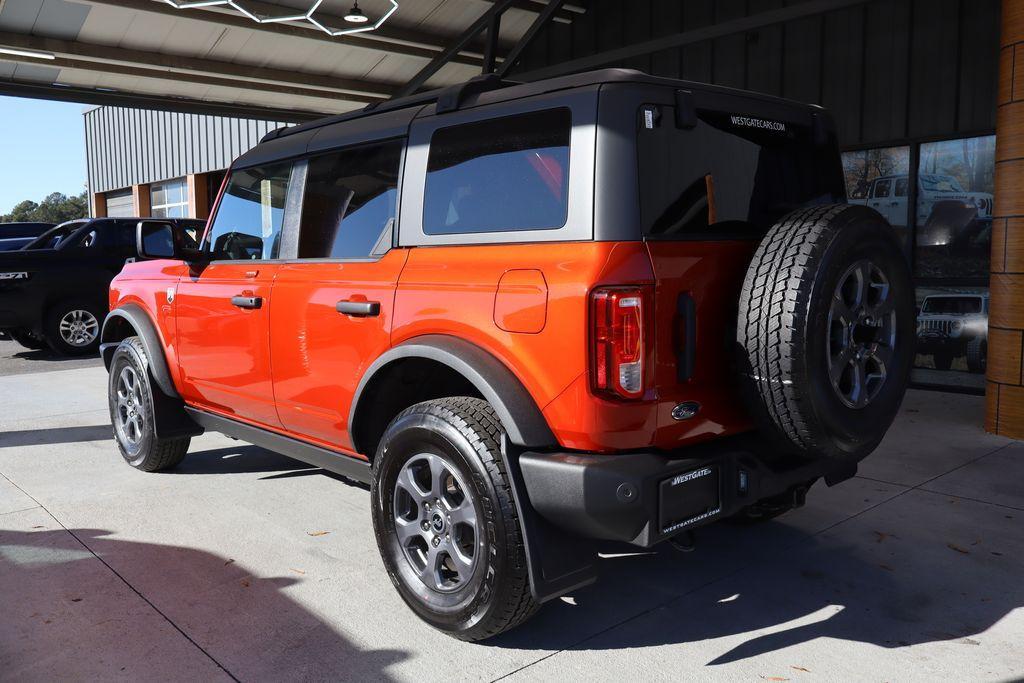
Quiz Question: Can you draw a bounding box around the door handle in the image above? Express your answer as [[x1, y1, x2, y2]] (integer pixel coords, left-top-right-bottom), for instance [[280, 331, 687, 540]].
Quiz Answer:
[[231, 295, 262, 309], [336, 300, 380, 317]]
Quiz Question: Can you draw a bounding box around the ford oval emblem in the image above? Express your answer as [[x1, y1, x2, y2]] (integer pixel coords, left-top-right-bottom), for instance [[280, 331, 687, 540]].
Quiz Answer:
[[671, 401, 700, 421]]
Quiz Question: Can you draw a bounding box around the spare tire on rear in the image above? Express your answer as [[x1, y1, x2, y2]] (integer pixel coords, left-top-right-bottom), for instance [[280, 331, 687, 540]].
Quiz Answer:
[[737, 204, 914, 462]]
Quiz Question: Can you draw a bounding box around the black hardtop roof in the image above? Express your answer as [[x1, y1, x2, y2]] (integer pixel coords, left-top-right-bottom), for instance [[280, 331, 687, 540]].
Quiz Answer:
[[236, 68, 825, 169]]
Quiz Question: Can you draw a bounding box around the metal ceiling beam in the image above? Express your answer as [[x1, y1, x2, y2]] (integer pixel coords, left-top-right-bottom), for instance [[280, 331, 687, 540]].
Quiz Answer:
[[0, 79, 325, 121], [511, 0, 871, 82], [0, 30, 393, 101], [0, 51, 378, 108], [496, 0, 566, 78], [478, 0, 584, 24], [77, 0, 486, 68], [395, 0, 519, 97]]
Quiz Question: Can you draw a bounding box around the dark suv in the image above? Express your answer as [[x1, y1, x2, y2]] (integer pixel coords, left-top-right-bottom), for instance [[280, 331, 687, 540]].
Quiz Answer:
[[0, 217, 204, 354], [101, 70, 914, 640]]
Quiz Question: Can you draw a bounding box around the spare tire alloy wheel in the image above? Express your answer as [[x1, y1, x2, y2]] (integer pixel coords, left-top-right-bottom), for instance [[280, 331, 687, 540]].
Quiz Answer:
[[60, 309, 100, 349], [827, 260, 897, 409], [393, 452, 479, 593]]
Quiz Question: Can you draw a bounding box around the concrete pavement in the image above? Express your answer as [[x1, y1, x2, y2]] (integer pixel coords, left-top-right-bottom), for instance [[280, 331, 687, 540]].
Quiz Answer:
[[1, 362, 1021, 681]]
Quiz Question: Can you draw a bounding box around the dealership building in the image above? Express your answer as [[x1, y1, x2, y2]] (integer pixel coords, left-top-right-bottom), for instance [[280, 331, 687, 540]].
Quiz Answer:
[[52, 0, 1014, 434]]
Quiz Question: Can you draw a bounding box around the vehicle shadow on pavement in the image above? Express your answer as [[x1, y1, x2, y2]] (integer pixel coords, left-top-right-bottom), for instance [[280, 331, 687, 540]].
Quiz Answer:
[[0, 425, 113, 448], [1, 527, 409, 680], [174, 445, 319, 476], [490, 501, 1022, 665]]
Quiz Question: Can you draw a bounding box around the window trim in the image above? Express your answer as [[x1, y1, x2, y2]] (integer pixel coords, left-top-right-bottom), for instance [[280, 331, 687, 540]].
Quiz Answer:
[[399, 89, 597, 247], [202, 161, 301, 264], [286, 136, 408, 263]]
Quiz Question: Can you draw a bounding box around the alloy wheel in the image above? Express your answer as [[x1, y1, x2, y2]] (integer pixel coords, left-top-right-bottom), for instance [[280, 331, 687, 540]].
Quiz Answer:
[[59, 309, 99, 347], [826, 259, 897, 409], [114, 366, 145, 447], [392, 452, 479, 593]]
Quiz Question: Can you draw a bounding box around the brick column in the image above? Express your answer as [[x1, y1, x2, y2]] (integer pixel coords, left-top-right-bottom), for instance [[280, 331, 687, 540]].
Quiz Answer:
[[989, 0, 1024, 437], [187, 173, 210, 219], [131, 183, 151, 217], [92, 192, 107, 218]]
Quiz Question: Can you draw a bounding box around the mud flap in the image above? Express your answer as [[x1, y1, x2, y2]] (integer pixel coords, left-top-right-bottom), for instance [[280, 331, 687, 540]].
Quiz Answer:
[[501, 436, 597, 603]]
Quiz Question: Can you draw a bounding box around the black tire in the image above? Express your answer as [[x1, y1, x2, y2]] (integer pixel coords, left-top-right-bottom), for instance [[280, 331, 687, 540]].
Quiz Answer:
[[9, 329, 46, 351], [108, 336, 190, 472], [966, 338, 987, 374], [371, 397, 537, 641], [737, 204, 914, 462], [44, 298, 105, 356], [933, 350, 954, 371]]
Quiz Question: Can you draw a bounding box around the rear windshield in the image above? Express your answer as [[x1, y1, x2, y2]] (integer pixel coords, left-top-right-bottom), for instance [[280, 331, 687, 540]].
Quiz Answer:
[[637, 106, 845, 240]]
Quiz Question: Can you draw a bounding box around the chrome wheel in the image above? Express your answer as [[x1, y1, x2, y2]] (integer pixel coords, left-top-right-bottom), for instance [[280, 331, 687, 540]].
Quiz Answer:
[[58, 309, 99, 347], [114, 366, 145, 447], [393, 452, 479, 593], [827, 259, 897, 409]]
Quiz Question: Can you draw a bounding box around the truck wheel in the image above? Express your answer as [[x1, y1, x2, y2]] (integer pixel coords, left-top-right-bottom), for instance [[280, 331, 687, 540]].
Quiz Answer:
[[933, 351, 954, 371], [966, 339, 987, 374], [737, 204, 914, 462], [371, 397, 537, 641], [44, 299, 104, 356], [9, 329, 46, 351], [108, 337, 190, 472]]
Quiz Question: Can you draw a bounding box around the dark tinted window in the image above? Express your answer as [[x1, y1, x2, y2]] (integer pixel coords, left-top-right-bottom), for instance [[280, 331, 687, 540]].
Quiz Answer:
[[874, 179, 892, 198], [637, 106, 845, 239], [921, 296, 983, 314], [423, 108, 570, 235], [206, 163, 291, 260], [298, 140, 402, 259]]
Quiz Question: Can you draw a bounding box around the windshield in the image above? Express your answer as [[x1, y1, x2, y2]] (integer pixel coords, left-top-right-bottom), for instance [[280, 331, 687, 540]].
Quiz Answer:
[[919, 174, 965, 193], [21, 221, 88, 250], [921, 296, 982, 314]]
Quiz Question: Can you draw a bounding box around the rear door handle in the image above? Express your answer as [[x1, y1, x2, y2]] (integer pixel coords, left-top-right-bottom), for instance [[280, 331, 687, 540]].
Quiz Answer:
[[336, 300, 380, 317], [231, 295, 262, 309]]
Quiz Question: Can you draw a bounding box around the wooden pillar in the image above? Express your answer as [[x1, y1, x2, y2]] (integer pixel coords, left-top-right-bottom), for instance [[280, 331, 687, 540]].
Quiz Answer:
[[989, 0, 1024, 437], [92, 192, 107, 218], [131, 183, 151, 217], [187, 173, 210, 219]]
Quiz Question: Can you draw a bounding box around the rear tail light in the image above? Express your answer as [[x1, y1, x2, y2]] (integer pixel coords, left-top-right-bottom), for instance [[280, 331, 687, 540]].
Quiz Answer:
[[591, 286, 650, 400]]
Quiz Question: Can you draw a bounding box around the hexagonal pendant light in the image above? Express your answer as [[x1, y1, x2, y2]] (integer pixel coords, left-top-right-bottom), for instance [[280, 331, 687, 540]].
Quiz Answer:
[[161, 0, 399, 37]]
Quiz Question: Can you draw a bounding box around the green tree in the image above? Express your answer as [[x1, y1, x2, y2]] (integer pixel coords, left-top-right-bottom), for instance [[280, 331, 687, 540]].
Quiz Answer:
[[2, 191, 88, 223]]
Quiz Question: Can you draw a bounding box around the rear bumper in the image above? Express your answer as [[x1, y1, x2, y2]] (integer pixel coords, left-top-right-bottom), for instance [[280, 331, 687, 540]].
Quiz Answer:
[[518, 439, 856, 548]]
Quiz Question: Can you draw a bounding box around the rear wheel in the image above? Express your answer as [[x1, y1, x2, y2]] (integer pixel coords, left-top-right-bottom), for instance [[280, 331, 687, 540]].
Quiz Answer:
[[966, 338, 987, 374], [9, 329, 46, 351], [737, 204, 914, 462], [44, 299, 104, 356], [371, 397, 537, 641], [108, 337, 190, 472]]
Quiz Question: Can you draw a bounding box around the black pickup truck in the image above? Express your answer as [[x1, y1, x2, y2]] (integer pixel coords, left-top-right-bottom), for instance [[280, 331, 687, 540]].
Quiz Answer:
[[0, 217, 205, 355]]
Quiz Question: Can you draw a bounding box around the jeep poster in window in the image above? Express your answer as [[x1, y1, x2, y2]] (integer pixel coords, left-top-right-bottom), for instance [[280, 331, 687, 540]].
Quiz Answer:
[[843, 146, 911, 249]]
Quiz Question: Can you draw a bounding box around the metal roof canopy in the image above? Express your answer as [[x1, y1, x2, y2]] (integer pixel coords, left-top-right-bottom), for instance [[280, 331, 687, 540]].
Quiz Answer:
[[0, 0, 584, 121]]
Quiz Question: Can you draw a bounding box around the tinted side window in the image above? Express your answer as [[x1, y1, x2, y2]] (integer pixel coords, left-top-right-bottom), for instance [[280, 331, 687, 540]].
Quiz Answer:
[[894, 177, 909, 197], [206, 163, 291, 260], [298, 140, 402, 259], [423, 108, 570, 235], [874, 179, 892, 198], [637, 106, 845, 239]]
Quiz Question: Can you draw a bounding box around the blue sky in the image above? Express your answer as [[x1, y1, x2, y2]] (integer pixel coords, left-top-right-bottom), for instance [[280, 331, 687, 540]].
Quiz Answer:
[[0, 96, 87, 215]]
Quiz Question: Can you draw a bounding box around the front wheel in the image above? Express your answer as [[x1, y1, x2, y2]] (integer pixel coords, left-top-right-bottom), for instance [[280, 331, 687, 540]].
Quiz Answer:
[[370, 397, 537, 641], [108, 336, 190, 472], [966, 338, 987, 374]]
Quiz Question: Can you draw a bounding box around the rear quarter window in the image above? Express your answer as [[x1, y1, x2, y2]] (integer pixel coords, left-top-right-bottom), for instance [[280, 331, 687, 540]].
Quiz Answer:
[[423, 108, 570, 235]]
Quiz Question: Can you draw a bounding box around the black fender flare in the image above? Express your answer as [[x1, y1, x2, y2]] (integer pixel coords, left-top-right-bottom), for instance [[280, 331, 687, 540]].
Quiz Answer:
[[100, 304, 180, 399], [349, 335, 556, 454]]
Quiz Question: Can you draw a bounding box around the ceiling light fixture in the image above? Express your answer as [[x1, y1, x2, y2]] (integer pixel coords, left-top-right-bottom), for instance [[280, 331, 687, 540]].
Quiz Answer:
[[345, 2, 369, 23], [161, 0, 398, 37], [0, 46, 56, 60]]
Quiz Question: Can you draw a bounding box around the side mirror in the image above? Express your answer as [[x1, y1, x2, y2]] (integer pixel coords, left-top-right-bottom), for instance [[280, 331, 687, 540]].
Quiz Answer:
[[136, 220, 179, 260]]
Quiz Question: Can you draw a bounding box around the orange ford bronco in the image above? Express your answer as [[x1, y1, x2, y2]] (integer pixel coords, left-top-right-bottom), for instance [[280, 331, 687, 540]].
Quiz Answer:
[[102, 69, 913, 640]]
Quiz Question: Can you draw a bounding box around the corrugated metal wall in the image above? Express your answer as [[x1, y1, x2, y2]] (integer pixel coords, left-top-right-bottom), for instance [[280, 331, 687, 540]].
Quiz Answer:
[[83, 107, 289, 194], [513, 0, 1000, 147]]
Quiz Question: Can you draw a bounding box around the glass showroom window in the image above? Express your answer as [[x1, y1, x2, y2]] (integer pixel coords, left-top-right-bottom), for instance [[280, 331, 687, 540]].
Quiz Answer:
[[912, 135, 995, 392], [841, 146, 912, 250], [150, 178, 189, 218]]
